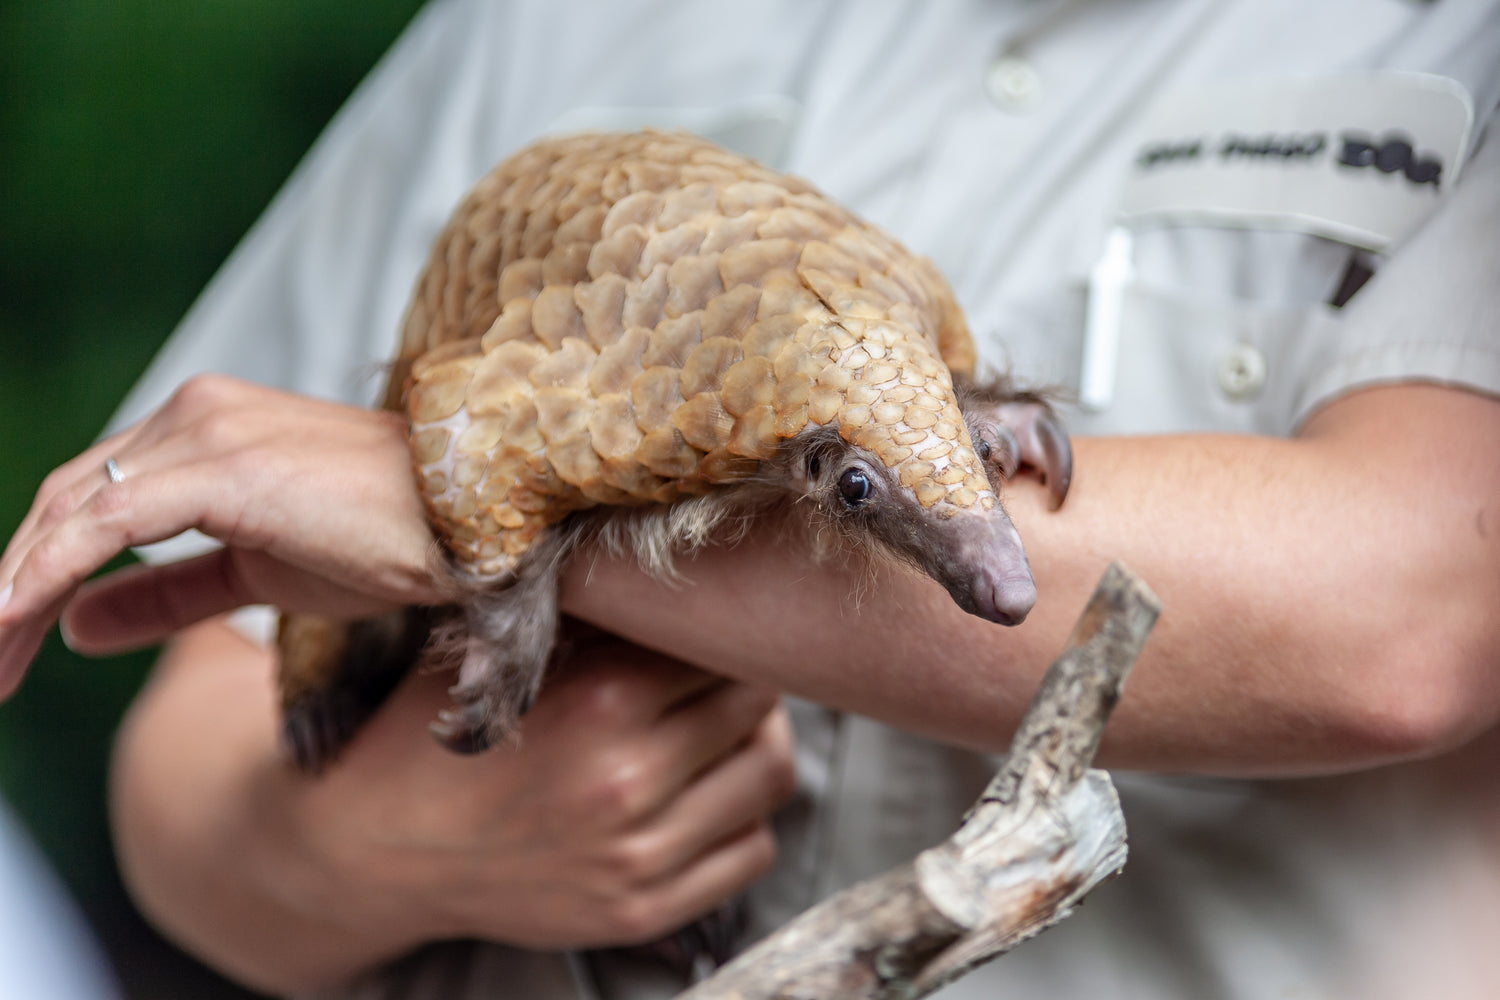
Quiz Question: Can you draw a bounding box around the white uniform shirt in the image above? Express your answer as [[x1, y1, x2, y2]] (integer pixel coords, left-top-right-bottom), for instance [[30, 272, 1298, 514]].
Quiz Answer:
[[109, 1, 1500, 998]]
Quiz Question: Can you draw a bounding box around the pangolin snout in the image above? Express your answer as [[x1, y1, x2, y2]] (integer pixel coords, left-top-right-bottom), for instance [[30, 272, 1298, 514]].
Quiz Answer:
[[960, 562, 1037, 626], [924, 509, 1037, 627]]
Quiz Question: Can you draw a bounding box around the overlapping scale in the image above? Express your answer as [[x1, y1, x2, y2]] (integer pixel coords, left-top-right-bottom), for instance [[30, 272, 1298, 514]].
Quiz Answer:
[[396, 131, 992, 576]]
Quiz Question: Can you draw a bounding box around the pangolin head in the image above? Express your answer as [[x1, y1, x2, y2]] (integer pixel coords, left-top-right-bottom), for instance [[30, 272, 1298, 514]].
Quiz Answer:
[[751, 315, 1038, 627]]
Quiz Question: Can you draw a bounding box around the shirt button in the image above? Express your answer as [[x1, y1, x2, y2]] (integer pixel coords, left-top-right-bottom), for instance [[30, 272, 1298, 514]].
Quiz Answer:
[[1218, 345, 1267, 401], [986, 55, 1043, 112]]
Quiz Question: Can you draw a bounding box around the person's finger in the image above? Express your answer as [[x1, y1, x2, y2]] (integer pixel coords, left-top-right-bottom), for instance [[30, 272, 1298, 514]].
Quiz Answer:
[[632, 681, 784, 806], [0, 389, 244, 585], [611, 820, 780, 946], [0, 593, 67, 697], [544, 640, 733, 730], [0, 463, 248, 632], [0, 464, 233, 688], [0, 423, 147, 583], [624, 706, 795, 879], [0, 376, 391, 589], [60, 550, 256, 655], [64, 546, 414, 658]]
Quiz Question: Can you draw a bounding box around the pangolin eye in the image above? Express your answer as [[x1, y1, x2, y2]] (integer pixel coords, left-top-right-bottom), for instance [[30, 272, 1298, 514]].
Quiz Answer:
[[837, 468, 871, 508], [976, 436, 992, 461], [808, 454, 821, 478]]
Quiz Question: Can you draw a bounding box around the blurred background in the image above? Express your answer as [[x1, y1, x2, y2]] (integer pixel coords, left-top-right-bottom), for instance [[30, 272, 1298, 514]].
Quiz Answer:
[[0, 2, 427, 995]]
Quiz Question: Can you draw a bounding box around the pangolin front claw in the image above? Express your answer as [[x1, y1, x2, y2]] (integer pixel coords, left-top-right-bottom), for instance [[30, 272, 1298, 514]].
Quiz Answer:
[[430, 668, 540, 755], [429, 701, 496, 755], [969, 400, 1073, 510], [1002, 398, 1074, 509]]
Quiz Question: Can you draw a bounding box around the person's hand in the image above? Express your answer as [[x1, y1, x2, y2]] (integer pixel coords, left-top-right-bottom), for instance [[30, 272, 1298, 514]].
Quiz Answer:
[[111, 622, 798, 991], [0, 375, 440, 697], [284, 632, 796, 953]]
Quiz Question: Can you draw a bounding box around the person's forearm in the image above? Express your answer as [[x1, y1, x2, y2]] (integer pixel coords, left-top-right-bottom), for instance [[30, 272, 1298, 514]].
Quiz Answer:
[[563, 384, 1500, 776], [110, 623, 424, 995]]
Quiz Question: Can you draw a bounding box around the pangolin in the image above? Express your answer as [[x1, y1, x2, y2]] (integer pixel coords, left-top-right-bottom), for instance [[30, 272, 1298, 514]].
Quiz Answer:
[[277, 129, 1071, 771]]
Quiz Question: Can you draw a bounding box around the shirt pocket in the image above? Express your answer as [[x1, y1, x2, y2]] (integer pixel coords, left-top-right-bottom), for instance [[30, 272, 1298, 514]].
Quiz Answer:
[[1067, 277, 1344, 439]]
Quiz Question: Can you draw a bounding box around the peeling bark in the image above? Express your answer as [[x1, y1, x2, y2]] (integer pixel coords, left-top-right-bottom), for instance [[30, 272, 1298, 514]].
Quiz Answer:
[[675, 561, 1160, 1000]]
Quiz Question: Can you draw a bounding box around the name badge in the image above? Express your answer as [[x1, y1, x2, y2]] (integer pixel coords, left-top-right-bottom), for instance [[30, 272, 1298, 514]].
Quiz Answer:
[[1118, 72, 1474, 251]]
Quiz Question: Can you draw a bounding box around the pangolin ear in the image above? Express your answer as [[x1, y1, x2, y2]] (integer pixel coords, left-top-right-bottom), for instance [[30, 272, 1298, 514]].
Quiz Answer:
[[781, 445, 818, 494], [780, 429, 841, 495]]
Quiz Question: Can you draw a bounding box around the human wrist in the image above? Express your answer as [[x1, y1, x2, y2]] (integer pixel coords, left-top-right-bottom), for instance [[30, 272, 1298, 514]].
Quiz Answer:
[[241, 768, 463, 988]]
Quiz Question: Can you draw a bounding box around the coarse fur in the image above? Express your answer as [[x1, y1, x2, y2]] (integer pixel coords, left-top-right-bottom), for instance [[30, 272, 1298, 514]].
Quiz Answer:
[[278, 373, 1070, 771], [415, 373, 1070, 756]]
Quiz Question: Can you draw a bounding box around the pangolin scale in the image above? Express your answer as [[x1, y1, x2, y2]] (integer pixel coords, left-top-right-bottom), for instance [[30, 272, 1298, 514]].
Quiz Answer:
[[278, 129, 1070, 770]]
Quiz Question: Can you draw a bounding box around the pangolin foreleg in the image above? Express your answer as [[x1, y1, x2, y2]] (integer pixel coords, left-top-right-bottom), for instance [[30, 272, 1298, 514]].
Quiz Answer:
[[957, 375, 1073, 510], [424, 525, 575, 754]]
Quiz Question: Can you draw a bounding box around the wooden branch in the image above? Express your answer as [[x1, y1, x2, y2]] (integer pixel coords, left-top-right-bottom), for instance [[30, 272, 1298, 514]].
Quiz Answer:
[[675, 561, 1160, 1000]]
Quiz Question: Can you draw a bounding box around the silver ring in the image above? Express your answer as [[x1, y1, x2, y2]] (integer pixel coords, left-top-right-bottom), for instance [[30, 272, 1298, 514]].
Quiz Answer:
[[105, 457, 125, 484]]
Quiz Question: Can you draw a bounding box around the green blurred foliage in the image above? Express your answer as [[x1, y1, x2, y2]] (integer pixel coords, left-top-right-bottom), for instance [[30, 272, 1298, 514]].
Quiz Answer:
[[0, 1, 427, 995]]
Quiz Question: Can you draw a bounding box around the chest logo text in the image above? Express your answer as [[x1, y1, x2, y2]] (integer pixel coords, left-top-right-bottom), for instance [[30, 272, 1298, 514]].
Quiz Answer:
[[1136, 130, 1442, 188]]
